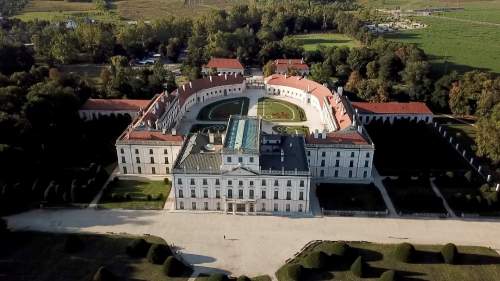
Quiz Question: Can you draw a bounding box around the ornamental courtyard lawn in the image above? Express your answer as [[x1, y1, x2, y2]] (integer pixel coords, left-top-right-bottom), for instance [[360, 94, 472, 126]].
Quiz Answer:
[[98, 179, 170, 209]]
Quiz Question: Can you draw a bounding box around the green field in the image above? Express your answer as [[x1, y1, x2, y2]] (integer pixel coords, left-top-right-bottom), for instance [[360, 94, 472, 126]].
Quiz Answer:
[[197, 97, 249, 121], [0, 231, 188, 281], [257, 97, 307, 122], [278, 241, 500, 281], [16, 0, 244, 21], [291, 33, 360, 51], [99, 180, 170, 209]]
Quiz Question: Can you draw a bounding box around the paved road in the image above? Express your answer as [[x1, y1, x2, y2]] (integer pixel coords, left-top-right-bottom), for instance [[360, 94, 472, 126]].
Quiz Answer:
[[6, 209, 500, 278]]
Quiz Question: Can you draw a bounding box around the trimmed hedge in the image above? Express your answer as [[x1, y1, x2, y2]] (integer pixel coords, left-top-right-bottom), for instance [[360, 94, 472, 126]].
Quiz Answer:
[[277, 264, 303, 281], [64, 235, 84, 253], [393, 243, 415, 263], [303, 251, 328, 269], [441, 243, 458, 264], [126, 238, 151, 257], [208, 273, 229, 281], [379, 270, 396, 281], [321, 241, 349, 257], [350, 256, 365, 277], [163, 256, 186, 277], [147, 243, 172, 264], [92, 266, 116, 281]]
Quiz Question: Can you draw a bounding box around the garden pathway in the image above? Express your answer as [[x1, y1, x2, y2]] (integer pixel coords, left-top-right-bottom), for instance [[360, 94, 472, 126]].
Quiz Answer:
[[372, 168, 398, 217], [430, 178, 457, 218]]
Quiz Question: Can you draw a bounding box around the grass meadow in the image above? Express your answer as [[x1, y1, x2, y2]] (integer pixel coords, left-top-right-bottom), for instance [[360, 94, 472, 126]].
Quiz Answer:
[[291, 33, 360, 51]]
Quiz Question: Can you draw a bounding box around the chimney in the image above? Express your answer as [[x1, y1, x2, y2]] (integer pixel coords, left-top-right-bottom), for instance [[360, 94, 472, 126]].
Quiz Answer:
[[209, 75, 212, 82], [314, 129, 319, 139], [209, 132, 214, 144], [307, 85, 310, 92], [285, 73, 287, 79], [147, 120, 152, 128], [171, 128, 177, 135], [189, 81, 192, 88], [224, 74, 228, 80], [322, 130, 327, 139], [358, 125, 362, 133], [301, 58, 304, 64], [221, 133, 225, 144], [162, 128, 167, 134], [182, 84, 185, 91]]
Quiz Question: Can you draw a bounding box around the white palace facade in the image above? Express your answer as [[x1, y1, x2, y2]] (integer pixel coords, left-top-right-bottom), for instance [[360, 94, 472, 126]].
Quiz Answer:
[[79, 65, 434, 215]]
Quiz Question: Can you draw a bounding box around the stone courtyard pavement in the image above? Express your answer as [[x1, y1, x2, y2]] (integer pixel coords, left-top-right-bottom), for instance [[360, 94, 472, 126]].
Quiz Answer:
[[6, 209, 500, 278]]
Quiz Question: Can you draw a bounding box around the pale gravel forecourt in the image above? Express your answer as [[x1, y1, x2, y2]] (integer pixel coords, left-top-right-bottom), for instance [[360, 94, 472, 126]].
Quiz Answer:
[[6, 209, 500, 279]]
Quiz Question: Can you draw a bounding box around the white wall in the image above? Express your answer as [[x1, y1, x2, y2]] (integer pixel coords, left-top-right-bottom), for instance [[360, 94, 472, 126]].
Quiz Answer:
[[117, 144, 182, 176]]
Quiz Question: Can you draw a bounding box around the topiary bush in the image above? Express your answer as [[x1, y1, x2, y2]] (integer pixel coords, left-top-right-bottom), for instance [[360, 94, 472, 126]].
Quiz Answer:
[[236, 275, 251, 281], [147, 243, 172, 264], [126, 238, 151, 258], [64, 235, 84, 253], [441, 243, 458, 264], [278, 264, 303, 281], [303, 251, 328, 269], [207, 273, 229, 281], [163, 256, 187, 277], [350, 256, 365, 277], [393, 243, 415, 263], [321, 241, 349, 257], [379, 270, 396, 281], [92, 266, 116, 281]]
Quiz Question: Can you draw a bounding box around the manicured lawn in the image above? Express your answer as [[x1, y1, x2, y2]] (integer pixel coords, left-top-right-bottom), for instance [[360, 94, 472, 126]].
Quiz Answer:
[[290, 33, 360, 51], [197, 97, 249, 121], [272, 125, 309, 135], [278, 240, 500, 281], [383, 177, 447, 214], [316, 183, 387, 212], [257, 97, 306, 122], [0, 231, 189, 281], [99, 180, 170, 209]]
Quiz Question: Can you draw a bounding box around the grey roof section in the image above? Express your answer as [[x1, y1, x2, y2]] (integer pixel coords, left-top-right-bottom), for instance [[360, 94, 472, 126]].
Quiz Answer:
[[223, 115, 261, 154], [260, 135, 309, 172], [174, 133, 222, 173]]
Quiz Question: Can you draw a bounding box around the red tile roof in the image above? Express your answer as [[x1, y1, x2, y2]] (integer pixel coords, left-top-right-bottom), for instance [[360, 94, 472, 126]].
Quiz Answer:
[[306, 130, 370, 145], [264, 74, 330, 106], [274, 59, 309, 71], [81, 99, 151, 111], [204, 58, 244, 70], [177, 74, 245, 108], [352, 102, 433, 115], [121, 130, 184, 143]]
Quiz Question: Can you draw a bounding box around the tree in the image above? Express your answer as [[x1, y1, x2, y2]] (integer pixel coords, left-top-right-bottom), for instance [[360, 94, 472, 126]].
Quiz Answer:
[[76, 23, 115, 62], [50, 33, 78, 64], [147, 244, 172, 264], [476, 103, 500, 163], [345, 70, 362, 93], [441, 243, 459, 264], [263, 61, 276, 77], [0, 43, 34, 75], [163, 256, 187, 277], [431, 71, 458, 111], [401, 60, 431, 101], [350, 256, 365, 277], [310, 63, 332, 84]]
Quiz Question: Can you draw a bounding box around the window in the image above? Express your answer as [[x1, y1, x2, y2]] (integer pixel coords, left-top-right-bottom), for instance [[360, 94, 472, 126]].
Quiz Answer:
[[287, 180, 291, 187], [298, 204, 303, 212], [363, 171, 368, 178], [203, 179, 208, 185], [321, 160, 325, 167], [349, 170, 353, 178], [238, 189, 243, 199], [150, 157, 155, 164], [249, 181, 254, 186], [228, 189, 233, 199], [274, 180, 279, 187], [216, 190, 220, 198], [177, 178, 182, 185], [321, 151, 326, 157], [261, 179, 266, 186], [250, 157, 254, 163], [299, 191, 304, 200], [335, 160, 339, 167], [350, 160, 354, 167], [164, 149, 168, 154], [351, 152, 355, 157], [286, 204, 290, 212], [261, 203, 266, 211], [249, 189, 254, 199], [150, 149, 154, 155], [215, 179, 220, 185], [227, 157, 232, 163], [274, 190, 279, 199], [178, 190, 183, 198], [261, 190, 266, 199], [179, 201, 184, 209], [228, 180, 233, 186], [238, 180, 243, 186], [190, 179, 195, 185], [165, 157, 169, 164], [320, 170, 324, 177], [123, 166, 127, 174], [121, 156, 125, 163], [191, 189, 196, 198], [366, 152, 370, 158], [120, 148, 124, 154], [365, 160, 369, 167], [203, 189, 208, 198], [192, 202, 196, 210], [334, 170, 339, 177], [166, 167, 170, 174], [216, 202, 221, 211], [135, 149, 139, 154], [136, 157, 140, 163], [300, 180, 304, 187], [274, 203, 278, 212], [336, 151, 340, 157], [152, 167, 156, 174], [204, 202, 208, 210], [138, 167, 142, 174], [307, 151, 311, 156], [286, 191, 291, 200], [238, 157, 243, 163]]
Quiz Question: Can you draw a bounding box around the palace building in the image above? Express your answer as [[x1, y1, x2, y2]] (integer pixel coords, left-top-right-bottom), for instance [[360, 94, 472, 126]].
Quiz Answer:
[[81, 59, 434, 215], [202, 57, 245, 76]]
